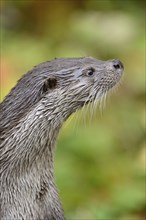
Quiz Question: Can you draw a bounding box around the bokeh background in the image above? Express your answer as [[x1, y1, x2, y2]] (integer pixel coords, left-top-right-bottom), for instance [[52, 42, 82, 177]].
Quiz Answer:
[[1, 0, 145, 219]]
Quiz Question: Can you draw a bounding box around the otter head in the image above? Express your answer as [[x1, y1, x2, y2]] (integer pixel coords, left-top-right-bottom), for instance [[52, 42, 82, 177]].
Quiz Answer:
[[39, 57, 124, 120], [0, 57, 124, 135]]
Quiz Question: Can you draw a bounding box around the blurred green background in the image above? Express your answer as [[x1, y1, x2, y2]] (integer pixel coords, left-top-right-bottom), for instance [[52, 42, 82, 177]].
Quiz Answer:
[[1, 0, 145, 219]]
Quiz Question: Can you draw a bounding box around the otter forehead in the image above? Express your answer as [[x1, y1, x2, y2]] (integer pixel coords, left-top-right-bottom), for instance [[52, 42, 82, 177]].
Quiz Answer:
[[15, 57, 106, 89], [34, 57, 104, 74], [32, 57, 123, 81]]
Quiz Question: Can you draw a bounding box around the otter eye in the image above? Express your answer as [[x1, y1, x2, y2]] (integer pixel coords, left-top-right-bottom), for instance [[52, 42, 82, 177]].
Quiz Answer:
[[43, 77, 57, 92], [87, 68, 95, 76]]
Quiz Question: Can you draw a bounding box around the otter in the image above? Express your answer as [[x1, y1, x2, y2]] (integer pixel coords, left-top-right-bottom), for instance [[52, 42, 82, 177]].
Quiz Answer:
[[0, 57, 124, 220]]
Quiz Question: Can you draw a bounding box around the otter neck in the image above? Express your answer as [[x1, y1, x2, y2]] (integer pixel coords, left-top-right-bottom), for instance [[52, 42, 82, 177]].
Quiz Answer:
[[2, 94, 77, 176]]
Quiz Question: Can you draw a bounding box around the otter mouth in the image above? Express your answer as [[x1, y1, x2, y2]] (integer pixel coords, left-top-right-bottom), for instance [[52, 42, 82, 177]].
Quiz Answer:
[[81, 76, 123, 111]]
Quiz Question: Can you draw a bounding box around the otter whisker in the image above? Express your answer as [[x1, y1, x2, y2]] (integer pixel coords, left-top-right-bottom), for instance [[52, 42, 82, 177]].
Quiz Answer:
[[85, 88, 98, 126], [99, 89, 106, 113], [71, 86, 89, 131], [88, 88, 100, 125], [103, 89, 108, 110], [80, 95, 91, 128]]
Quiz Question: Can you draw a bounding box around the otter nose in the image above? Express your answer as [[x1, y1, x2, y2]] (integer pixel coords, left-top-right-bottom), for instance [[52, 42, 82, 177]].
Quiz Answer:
[[112, 59, 124, 70]]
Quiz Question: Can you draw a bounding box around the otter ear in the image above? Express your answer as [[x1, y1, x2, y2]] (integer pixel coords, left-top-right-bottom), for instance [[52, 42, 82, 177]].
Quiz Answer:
[[42, 78, 57, 92]]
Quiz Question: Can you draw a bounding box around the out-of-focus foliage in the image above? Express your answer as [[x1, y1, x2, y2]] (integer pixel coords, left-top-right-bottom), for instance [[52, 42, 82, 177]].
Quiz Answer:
[[1, 0, 145, 219]]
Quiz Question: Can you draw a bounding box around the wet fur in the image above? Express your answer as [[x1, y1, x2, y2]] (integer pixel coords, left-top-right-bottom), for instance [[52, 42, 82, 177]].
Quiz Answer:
[[0, 57, 123, 220]]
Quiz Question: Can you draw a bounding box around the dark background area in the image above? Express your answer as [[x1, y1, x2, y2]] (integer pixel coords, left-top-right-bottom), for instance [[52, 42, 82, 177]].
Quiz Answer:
[[1, 0, 145, 219]]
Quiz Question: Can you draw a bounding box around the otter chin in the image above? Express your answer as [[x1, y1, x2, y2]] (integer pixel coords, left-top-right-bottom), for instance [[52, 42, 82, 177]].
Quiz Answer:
[[0, 57, 124, 220]]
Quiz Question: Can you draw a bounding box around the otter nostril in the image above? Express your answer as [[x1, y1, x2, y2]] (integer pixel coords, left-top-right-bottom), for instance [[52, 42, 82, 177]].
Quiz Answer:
[[113, 64, 120, 69], [112, 60, 124, 70]]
